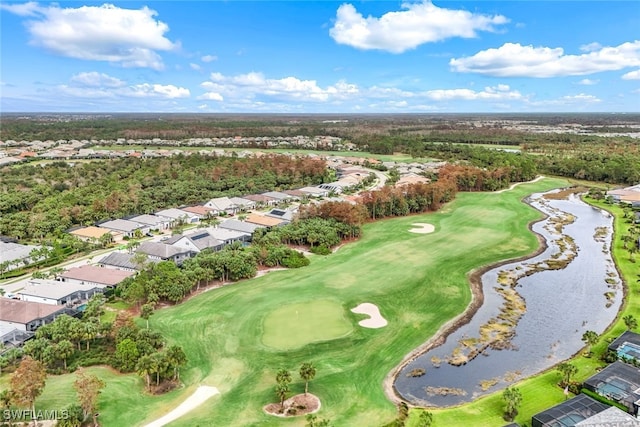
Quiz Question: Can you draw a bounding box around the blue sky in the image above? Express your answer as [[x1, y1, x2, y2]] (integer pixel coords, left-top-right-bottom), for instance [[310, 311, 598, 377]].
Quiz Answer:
[[1, 1, 639, 113]]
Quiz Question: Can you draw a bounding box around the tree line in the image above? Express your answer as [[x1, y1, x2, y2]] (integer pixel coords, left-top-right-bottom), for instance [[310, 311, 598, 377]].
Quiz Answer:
[[0, 153, 328, 241]]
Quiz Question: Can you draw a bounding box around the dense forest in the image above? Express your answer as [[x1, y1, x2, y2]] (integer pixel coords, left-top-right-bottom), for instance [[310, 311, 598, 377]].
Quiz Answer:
[[0, 154, 328, 240]]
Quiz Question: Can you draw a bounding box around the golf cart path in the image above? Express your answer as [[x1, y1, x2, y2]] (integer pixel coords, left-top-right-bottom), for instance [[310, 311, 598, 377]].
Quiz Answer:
[[493, 175, 544, 193], [143, 385, 219, 427]]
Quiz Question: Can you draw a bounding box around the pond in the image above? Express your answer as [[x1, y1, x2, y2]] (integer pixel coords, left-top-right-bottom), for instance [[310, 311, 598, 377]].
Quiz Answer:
[[393, 191, 623, 407]]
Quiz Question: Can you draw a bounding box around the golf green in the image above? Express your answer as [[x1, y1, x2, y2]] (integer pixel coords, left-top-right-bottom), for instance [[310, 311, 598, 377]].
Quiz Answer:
[[261, 300, 353, 350]]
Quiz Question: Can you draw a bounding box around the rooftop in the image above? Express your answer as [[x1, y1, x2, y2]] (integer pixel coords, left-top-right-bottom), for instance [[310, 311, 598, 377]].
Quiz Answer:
[[59, 265, 135, 286], [0, 298, 66, 324], [69, 226, 113, 239], [136, 241, 191, 259], [218, 219, 263, 234], [99, 219, 145, 233], [245, 213, 285, 227], [19, 280, 101, 300]]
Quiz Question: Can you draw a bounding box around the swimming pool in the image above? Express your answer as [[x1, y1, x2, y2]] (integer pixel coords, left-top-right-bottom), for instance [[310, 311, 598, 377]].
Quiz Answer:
[[617, 341, 640, 362]]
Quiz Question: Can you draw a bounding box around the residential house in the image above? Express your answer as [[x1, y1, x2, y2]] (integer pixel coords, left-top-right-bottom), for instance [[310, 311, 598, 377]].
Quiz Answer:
[[261, 191, 293, 203], [395, 173, 430, 187], [265, 208, 296, 223], [98, 252, 153, 272], [608, 330, 640, 364], [204, 197, 238, 215], [281, 189, 307, 200], [18, 279, 104, 306], [69, 226, 118, 242], [0, 298, 69, 332], [206, 227, 252, 245], [164, 230, 224, 254], [0, 241, 41, 271], [229, 197, 257, 211], [180, 205, 216, 220], [128, 214, 172, 231], [99, 219, 150, 238], [298, 186, 329, 197], [58, 265, 135, 289], [574, 406, 640, 426], [531, 394, 610, 427], [155, 208, 200, 225], [218, 219, 263, 236], [245, 213, 285, 228], [135, 241, 192, 265], [243, 194, 278, 208], [582, 361, 640, 416]]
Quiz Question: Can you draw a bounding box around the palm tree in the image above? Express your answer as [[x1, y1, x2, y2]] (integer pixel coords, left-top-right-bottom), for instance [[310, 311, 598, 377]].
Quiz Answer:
[[136, 355, 154, 391], [581, 330, 599, 355], [275, 383, 289, 411], [299, 362, 316, 395], [624, 314, 638, 330], [276, 368, 291, 386], [502, 386, 522, 421], [557, 362, 578, 387], [56, 340, 74, 371], [166, 345, 187, 381]]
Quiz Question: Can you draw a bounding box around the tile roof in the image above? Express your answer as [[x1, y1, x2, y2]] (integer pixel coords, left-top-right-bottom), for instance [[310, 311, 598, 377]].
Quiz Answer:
[[59, 265, 135, 286], [245, 213, 285, 227], [99, 219, 145, 233], [69, 226, 113, 239], [0, 299, 66, 324], [99, 252, 153, 270]]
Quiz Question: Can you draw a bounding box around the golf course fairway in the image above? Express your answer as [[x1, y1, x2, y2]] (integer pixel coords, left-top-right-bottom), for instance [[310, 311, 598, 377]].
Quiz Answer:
[[21, 177, 571, 427]]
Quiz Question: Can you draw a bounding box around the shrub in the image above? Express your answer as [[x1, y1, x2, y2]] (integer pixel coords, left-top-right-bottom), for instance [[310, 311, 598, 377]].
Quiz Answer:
[[310, 245, 332, 255]]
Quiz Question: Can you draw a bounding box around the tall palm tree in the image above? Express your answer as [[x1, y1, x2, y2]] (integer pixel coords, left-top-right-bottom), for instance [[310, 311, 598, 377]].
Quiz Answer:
[[136, 355, 154, 391], [299, 362, 316, 395], [624, 314, 638, 330]]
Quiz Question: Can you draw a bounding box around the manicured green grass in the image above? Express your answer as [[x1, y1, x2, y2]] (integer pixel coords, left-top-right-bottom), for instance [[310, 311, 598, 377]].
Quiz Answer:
[[262, 300, 353, 350], [1, 176, 572, 427]]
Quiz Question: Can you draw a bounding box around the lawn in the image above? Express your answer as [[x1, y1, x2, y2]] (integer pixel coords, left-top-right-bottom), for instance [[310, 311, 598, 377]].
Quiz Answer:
[[3, 176, 571, 427]]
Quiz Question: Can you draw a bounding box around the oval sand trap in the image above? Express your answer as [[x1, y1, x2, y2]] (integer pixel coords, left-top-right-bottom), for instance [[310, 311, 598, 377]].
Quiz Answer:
[[409, 223, 435, 234], [351, 303, 387, 328]]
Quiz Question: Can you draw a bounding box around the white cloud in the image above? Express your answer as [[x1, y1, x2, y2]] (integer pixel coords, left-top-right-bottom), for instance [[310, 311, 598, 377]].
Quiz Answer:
[[201, 55, 218, 63], [329, 1, 508, 53], [622, 69, 640, 80], [0, 1, 39, 16], [190, 63, 202, 71], [450, 41, 640, 77], [562, 94, 600, 102], [3, 3, 176, 70], [425, 85, 523, 101], [577, 78, 598, 85], [57, 72, 189, 100], [200, 72, 360, 102], [129, 84, 190, 99], [70, 72, 125, 88]]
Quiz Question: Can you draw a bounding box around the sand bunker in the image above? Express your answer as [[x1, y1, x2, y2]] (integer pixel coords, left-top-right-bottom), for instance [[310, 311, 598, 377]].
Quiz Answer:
[[351, 303, 388, 328], [409, 223, 435, 234], [144, 385, 219, 427]]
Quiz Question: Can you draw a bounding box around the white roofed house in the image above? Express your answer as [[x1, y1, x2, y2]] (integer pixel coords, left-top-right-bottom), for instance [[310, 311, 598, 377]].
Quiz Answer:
[[228, 197, 256, 211], [218, 219, 263, 236], [99, 219, 150, 239], [155, 208, 200, 226], [206, 227, 252, 245], [204, 197, 239, 215], [18, 279, 104, 307], [164, 230, 224, 254], [135, 241, 193, 265], [128, 214, 172, 231]]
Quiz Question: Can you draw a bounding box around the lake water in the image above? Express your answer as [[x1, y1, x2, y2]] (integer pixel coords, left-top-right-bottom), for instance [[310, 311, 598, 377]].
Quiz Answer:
[[393, 191, 623, 407]]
